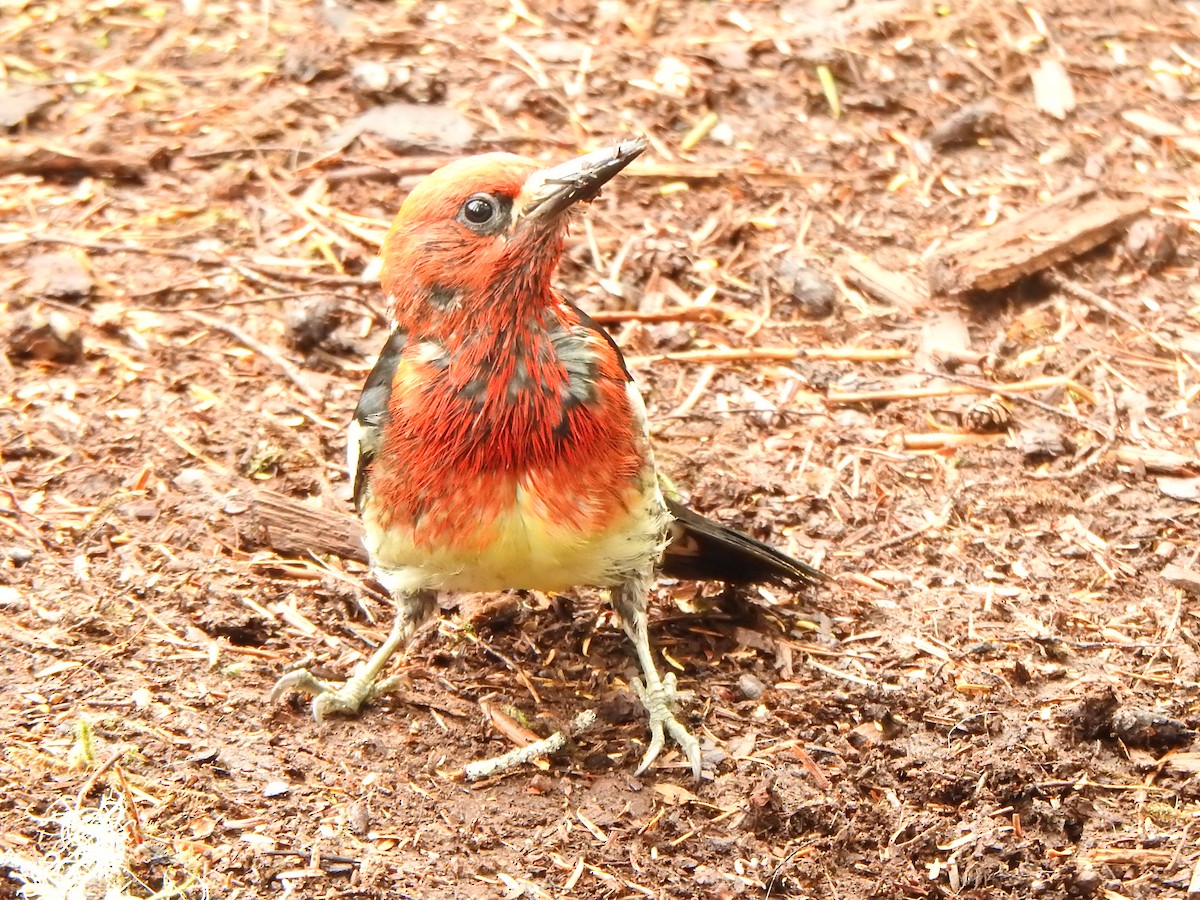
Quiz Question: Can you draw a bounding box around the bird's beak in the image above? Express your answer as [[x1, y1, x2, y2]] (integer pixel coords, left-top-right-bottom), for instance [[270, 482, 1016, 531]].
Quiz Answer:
[[515, 138, 646, 225]]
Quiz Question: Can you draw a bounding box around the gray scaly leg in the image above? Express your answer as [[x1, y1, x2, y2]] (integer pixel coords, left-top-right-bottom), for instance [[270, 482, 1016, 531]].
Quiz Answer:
[[612, 573, 702, 779], [271, 590, 436, 720]]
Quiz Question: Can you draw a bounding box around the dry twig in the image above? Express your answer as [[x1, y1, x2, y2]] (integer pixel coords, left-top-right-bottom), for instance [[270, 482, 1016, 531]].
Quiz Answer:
[[627, 346, 909, 366], [183, 311, 324, 404], [453, 711, 598, 782]]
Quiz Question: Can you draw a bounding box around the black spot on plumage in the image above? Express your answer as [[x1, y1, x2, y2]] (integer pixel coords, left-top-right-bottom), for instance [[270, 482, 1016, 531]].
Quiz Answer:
[[506, 356, 534, 402], [548, 319, 601, 411], [458, 375, 488, 407], [427, 283, 460, 310], [552, 411, 572, 443], [567, 302, 631, 381]]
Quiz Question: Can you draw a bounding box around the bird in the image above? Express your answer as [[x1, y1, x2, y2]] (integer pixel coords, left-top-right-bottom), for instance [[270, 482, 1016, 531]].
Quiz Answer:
[[271, 138, 826, 778]]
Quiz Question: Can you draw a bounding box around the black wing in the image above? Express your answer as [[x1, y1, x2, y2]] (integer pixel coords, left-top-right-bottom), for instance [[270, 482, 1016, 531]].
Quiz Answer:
[[348, 328, 407, 512], [562, 299, 632, 381], [661, 498, 827, 588]]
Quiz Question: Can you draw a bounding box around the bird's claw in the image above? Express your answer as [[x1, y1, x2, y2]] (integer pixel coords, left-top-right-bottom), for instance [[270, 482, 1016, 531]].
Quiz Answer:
[[271, 668, 397, 722], [631, 673, 703, 779]]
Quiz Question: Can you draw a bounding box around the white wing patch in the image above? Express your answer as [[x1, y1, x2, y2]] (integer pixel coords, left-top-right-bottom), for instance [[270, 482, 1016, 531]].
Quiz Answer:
[[626, 378, 653, 444]]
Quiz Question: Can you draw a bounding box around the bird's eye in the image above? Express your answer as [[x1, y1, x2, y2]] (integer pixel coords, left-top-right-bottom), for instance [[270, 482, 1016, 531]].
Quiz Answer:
[[456, 192, 511, 235], [463, 195, 496, 225]]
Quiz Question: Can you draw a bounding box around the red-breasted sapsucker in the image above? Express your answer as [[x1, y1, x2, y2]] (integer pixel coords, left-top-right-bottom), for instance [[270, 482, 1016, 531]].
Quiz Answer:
[[273, 139, 826, 778]]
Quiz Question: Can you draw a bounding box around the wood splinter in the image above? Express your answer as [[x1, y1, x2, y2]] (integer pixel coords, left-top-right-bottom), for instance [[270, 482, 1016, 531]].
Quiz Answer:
[[243, 488, 368, 564]]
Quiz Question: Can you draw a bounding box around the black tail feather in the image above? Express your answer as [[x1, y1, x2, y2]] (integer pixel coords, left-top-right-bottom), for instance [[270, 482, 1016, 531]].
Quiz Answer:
[[659, 498, 827, 588]]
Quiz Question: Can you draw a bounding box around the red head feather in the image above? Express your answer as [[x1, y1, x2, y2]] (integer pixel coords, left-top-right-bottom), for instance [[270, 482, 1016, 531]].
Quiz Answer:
[[380, 154, 561, 328]]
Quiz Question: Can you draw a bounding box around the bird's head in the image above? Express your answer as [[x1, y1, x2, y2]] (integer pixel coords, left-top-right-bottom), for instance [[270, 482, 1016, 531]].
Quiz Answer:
[[380, 139, 645, 324]]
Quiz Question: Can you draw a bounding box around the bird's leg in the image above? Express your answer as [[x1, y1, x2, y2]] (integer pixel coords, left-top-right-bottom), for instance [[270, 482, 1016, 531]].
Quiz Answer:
[[271, 590, 436, 721], [612, 574, 703, 779]]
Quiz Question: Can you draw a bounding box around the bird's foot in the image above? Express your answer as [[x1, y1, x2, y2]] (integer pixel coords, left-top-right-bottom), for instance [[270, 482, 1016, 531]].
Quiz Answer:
[[270, 667, 400, 722], [631, 672, 702, 779]]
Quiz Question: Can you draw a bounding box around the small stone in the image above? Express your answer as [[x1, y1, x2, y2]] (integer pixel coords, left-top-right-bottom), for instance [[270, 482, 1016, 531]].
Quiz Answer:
[[173, 468, 211, 491], [737, 673, 767, 701], [263, 780, 291, 798], [23, 252, 94, 301], [286, 298, 342, 353], [1068, 867, 1102, 897], [0, 86, 56, 128], [1083, 153, 1105, 179], [7, 309, 83, 363], [773, 258, 836, 317], [647, 321, 692, 351], [332, 102, 475, 153], [1121, 216, 1182, 273], [923, 99, 1003, 152], [7, 547, 33, 566], [351, 60, 392, 93], [1017, 420, 1072, 460], [121, 502, 158, 521], [1161, 563, 1200, 595], [345, 801, 370, 837]]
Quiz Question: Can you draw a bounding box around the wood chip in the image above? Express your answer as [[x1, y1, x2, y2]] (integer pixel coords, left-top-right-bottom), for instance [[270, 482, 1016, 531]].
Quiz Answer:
[[1016, 420, 1072, 460], [1162, 752, 1200, 776], [0, 86, 55, 127], [1161, 564, 1200, 596], [928, 182, 1148, 294], [1121, 109, 1187, 138], [0, 142, 160, 180], [1031, 58, 1076, 120], [1085, 848, 1174, 866], [1115, 445, 1200, 475], [243, 488, 368, 564], [1157, 476, 1200, 501], [915, 310, 973, 369], [843, 255, 930, 310]]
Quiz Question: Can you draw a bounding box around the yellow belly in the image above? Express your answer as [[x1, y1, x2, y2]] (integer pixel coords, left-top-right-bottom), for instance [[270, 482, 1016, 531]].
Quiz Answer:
[[363, 475, 671, 595]]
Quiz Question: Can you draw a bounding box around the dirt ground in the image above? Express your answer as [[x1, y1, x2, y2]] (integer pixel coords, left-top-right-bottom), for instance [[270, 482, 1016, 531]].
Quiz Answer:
[[3, 0, 1200, 897]]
